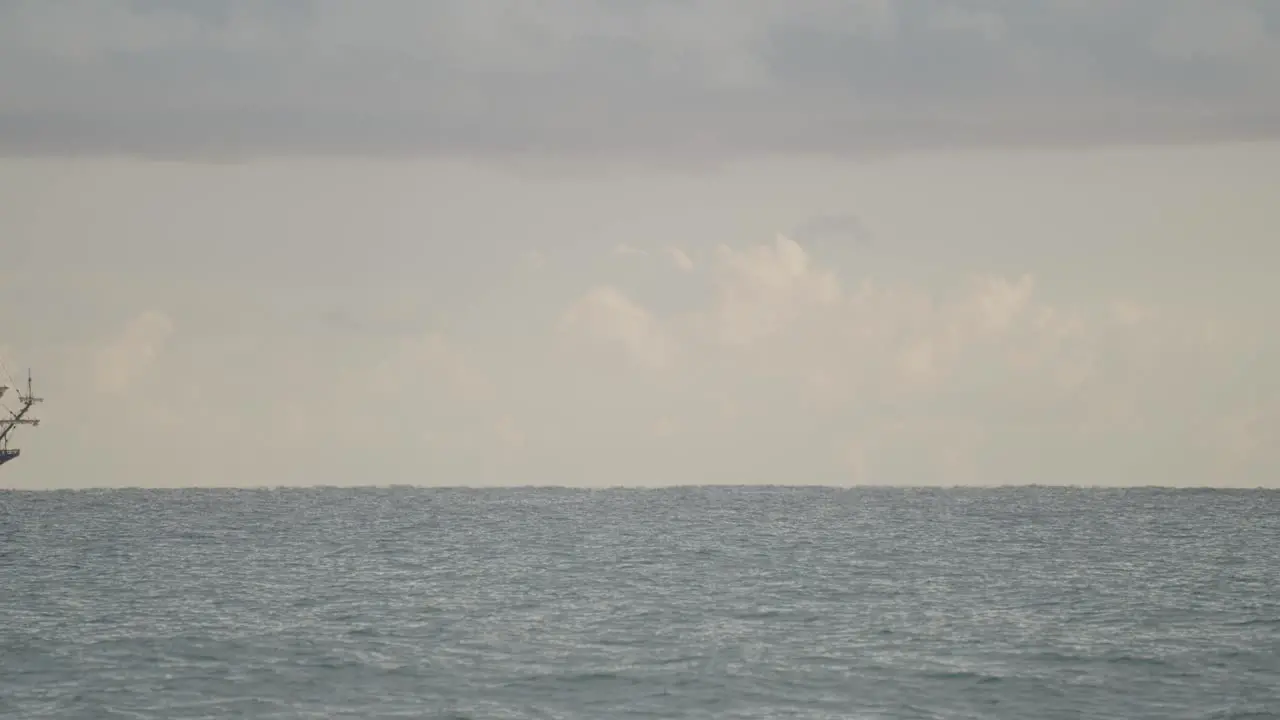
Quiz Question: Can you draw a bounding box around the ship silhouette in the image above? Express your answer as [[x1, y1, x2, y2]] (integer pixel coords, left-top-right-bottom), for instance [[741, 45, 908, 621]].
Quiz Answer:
[[0, 369, 41, 469]]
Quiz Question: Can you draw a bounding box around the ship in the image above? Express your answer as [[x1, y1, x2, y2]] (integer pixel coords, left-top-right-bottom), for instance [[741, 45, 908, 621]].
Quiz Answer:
[[0, 370, 42, 469]]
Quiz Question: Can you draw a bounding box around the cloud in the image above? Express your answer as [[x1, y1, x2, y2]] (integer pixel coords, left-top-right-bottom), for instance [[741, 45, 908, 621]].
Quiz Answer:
[[283, 331, 511, 457], [369, 333, 497, 406], [91, 310, 174, 394], [5, 141, 1277, 488], [16, 221, 1273, 487], [664, 246, 695, 272], [559, 285, 676, 370], [2, 1, 1279, 158], [701, 234, 841, 346], [73, 321, 517, 480], [539, 231, 1267, 484], [697, 237, 998, 390], [613, 243, 648, 257]]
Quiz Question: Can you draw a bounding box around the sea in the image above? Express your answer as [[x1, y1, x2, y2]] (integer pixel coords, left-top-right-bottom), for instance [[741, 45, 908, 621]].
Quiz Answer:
[[1, 486, 1277, 719]]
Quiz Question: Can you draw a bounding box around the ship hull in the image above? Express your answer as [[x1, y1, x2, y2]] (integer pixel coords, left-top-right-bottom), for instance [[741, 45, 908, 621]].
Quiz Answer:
[[0, 449, 18, 467]]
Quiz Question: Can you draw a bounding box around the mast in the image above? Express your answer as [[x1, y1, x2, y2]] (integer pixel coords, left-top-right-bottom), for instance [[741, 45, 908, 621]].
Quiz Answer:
[[0, 369, 41, 468]]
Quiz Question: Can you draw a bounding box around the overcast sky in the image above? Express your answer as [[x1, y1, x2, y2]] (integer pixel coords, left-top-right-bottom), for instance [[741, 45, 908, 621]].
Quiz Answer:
[[2, 0, 1278, 488]]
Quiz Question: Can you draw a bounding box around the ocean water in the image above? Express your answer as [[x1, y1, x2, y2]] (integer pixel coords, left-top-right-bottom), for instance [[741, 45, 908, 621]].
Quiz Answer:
[[1, 486, 1277, 719]]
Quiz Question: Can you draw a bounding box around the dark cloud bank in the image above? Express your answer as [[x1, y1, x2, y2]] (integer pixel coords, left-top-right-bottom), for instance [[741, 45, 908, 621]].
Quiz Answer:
[[1, 0, 1278, 160]]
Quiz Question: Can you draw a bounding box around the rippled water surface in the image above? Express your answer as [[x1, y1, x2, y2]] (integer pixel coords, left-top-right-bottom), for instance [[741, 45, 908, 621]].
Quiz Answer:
[[2, 487, 1278, 719]]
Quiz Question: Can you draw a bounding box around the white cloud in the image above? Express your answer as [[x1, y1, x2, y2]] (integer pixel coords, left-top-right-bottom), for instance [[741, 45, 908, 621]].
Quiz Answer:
[[702, 234, 841, 346], [559, 285, 676, 370], [311, 332, 508, 453], [969, 274, 1036, 334], [613, 243, 648, 257], [86, 321, 506, 453], [4, 143, 1277, 488], [91, 310, 174, 394], [539, 229, 1267, 485], [21, 236, 1274, 486], [369, 333, 495, 403], [664, 246, 695, 272]]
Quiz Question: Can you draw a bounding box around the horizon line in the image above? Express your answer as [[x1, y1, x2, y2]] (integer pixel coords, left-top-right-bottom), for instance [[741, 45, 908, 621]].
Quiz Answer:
[[2, 483, 1275, 493]]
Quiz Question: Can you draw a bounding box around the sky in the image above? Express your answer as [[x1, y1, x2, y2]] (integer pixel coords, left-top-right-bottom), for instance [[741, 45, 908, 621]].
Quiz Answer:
[[1, 0, 1278, 489]]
